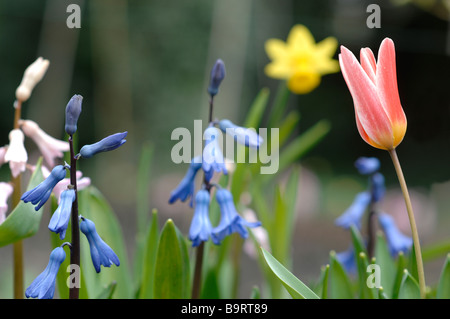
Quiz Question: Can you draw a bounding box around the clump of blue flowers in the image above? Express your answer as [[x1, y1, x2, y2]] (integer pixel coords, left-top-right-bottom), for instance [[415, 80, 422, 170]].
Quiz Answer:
[[169, 59, 262, 248], [335, 156, 413, 273], [22, 94, 127, 299]]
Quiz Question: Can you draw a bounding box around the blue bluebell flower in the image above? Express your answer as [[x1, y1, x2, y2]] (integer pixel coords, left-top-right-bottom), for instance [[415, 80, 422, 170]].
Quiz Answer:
[[25, 246, 66, 299], [80, 217, 120, 273], [21, 165, 68, 211], [79, 132, 127, 158], [335, 191, 371, 229], [212, 188, 261, 243], [370, 172, 385, 203], [169, 156, 202, 207], [354, 157, 380, 175], [189, 189, 219, 247], [207, 59, 226, 97], [219, 119, 263, 149], [335, 246, 357, 275], [378, 213, 413, 257], [65, 94, 83, 136], [202, 127, 227, 182], [48, 189, 76, 239]]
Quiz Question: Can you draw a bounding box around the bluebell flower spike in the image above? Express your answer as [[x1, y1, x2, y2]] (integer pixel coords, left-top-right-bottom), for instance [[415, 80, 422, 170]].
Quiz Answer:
[[378, 213, 413, 257], [354, 157, 380, 175], [79, 131, 127, 159], [48, 189, 76, 239], [207, 59, 226, 97], [80, 217, 120, 273], [212, 188, 261, 243], [335, 191, 371, 229], [370, 172, 385, 203], [65, 94, 83, 136], [189, 190, 219, 247], [25, 246, 66, 299], [169, 156, 202, 207], [219, 119, 263, 149], [21, 165, 68, 211], [202, 127, 227, 182]]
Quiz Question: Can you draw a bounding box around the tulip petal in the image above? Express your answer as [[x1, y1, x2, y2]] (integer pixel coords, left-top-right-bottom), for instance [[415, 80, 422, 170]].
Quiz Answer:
[[360, 48, 377, 84]]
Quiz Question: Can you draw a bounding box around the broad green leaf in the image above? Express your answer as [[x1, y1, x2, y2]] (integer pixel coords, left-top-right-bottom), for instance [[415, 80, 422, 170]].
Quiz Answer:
[[0, 158, 44, 247], [374, 232, 396, 298], [79, 186, 133, 299], [329, 251, 354, 299], [398, 269, 420, 299], [436, 254, 450, 299], [138, 209, 160, 299], [244, 87, 270, 128], [200, 267, 221, 299], [260, 247, 319, 299], [153, 219, 190, 298]]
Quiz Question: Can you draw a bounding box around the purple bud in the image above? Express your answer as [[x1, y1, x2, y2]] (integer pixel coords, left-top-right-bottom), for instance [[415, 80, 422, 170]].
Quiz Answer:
[[207, 59, 226, 97], [65, 95, 83, 136]]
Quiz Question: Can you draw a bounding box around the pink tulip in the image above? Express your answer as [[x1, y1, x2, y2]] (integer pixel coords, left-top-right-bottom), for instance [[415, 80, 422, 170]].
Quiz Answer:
[[339, 38, 407, 150]]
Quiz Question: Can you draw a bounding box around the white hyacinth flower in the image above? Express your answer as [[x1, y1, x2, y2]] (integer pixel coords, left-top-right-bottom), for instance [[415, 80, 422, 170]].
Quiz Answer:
[[19, 120, 69, 167], [15, 57, 50, 103], [0, 182, 14, 224], [5, 129, 28, 178]]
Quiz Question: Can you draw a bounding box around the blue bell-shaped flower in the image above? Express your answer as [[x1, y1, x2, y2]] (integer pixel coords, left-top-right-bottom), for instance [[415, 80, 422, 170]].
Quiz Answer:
[[354, 157, 380, 175], [48, 188, 76, 239], [202, 127, 227, 182], [188, 189, 219, 247], [169, 156, 202, 207], [218, 119, 263, 149], [79, 132, 127, 158], [25, 246, 66, 299], [335, 191, 371, 229], [378, 213, 413, 257]]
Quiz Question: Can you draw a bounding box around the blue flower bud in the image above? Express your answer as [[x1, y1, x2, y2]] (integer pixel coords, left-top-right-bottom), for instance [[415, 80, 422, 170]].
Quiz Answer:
[[65, 94, 83, 136], [169, 156, 202, 207], [212, 188, 261, 243], [80, 217, 120, 273], [219, 119, 263, 149], [79, 132, 127, 158], [378, 213, 413, 257], [189, 190, 219, 247], [370, 172, 385, 203], [21, 165, 68, 211], [48, 189, 76, 240], [207, 59, 226, 97], [202, 127, 227, 182], [25, 247, 66, 299], [354, 157, 380, 175], [335, 191, 371, 229]]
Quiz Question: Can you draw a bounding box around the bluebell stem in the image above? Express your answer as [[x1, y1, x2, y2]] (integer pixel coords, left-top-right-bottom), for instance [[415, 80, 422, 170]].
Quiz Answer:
[[202, 127, 227, 182], [370, 172, 385, 202], [48, 188, 76, 240], [354, 156, 380, 175], [212, 188, 261, 243], [378, 213, 413, 257], [25, 246, 66, 299], [21, 164, 68, 211], [335, 191, 371, 229], [79, 132, 127, 158], [218, 119, 263, 149], [80, 217, 120, 273], [207, 59, 226, 97], [336, 246, 357, 275], [169, 156, 202, 207], [189, 189, 219, 247], [65, 94, 83, 136]]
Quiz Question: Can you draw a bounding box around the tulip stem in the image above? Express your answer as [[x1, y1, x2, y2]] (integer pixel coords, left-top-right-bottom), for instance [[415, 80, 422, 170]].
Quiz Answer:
[[12, 100, 23, 299], [68, 136, 80, 299], [388, 148, 426, 298]]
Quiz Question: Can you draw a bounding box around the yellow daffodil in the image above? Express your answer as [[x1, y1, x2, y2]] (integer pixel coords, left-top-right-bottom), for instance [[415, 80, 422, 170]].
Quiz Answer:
[[264, 24, 340, 94]]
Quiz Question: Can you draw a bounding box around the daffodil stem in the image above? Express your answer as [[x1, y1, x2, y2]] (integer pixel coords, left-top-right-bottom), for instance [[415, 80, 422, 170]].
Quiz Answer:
[[12, 100, 23, 299], [388, 148, 426, 298], [68, 135, 80, 299]]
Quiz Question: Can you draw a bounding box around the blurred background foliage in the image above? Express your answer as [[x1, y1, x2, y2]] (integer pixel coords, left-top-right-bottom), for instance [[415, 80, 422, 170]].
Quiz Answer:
[[0, 0, 449, 298]]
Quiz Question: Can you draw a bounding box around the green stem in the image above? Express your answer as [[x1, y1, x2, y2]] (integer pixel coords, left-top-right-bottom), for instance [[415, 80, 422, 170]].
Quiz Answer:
[[388, 148, 426, 298]]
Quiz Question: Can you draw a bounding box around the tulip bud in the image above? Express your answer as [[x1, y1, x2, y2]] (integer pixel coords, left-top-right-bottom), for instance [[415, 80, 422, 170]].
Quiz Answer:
[[65, 95, 83, 136], [15, 57, 50, 103], [207, 59, 226, 97]]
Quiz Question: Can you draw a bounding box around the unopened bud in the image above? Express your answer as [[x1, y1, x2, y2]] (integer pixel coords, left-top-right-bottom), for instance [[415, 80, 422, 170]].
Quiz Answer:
[[207, 59, 226, 97], [65, 95, 83, 135], [15, 57, 50, 103]]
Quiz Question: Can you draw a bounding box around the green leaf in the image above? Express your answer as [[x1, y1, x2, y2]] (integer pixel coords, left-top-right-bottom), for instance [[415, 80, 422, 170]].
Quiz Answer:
[[79, 186, 133, 299], [244, 87, 270, 128], [329, 251, 354, 299], [313, 264, 330, 299], [153, 219, 190, 298], [374, 232, 396, 298], [436, 254, 450, 299], [392, 251, 407, 299], [398, 269, 420, 299], [349, 224, 367, 256], [260, 247, 319, 299], [378, 287, 389, 299], [250, 286, 260, 299], [356, 252, 375, 299], [138, 209, 160, 299], [268, 81, 290, 127], [95, 281, 117, 299], [0, 158, 45, 247]]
